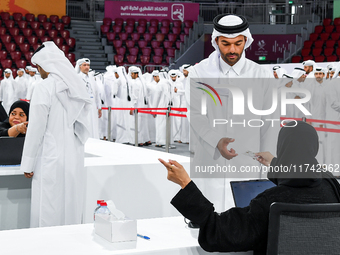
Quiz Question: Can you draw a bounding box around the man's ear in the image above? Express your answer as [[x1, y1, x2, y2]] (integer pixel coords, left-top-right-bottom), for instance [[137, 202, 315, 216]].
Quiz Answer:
[[215, 37, 219, 44], [244, 36, 247, 43]]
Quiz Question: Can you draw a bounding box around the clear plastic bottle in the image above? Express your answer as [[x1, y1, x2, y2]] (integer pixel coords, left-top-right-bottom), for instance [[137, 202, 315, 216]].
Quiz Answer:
[[94, 200, 104, 221], [95, 202, 111, 220]]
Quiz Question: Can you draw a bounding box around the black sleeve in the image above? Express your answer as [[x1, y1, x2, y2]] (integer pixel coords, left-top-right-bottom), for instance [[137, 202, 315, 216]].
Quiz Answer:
[[0, 122, 9, 137], [171, 181, 270, 253]]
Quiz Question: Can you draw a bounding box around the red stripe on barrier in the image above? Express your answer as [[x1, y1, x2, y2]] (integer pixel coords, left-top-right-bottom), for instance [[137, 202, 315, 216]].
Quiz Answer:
[[280, 117, 340, 133], [170, 108, 188, 112], [102, 107, 169, 111], [314, 127, 340, 133], [305, 118, 340, 125], [169, 113, 187, 118], [20, 99, 29, 102], [138, 110, 167, 116]]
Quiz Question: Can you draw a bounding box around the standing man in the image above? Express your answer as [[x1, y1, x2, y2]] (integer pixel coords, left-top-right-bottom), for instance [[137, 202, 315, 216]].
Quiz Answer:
[[75, 58, 102, 139], [22, 41, 92, 227], [0, 69, 17, 113], [187, 14, 276, 212], [303, 60, 316, 78], [15, 68, 28, 100]]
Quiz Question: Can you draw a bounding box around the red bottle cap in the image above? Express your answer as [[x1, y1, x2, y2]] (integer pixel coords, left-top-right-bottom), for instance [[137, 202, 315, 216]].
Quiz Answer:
[[100, 202, 107, 206], [97, 200, 104, 204]]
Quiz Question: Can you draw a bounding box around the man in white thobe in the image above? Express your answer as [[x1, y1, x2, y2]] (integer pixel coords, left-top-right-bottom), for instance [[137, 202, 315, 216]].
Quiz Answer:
[[22, 41, 92, 227], [0, 69, 17, 113], [303, 60, 316, 79], [75, 58, 102, 139], [184, 14, 278, 213], [15, 68, 28, 100], [26, 67, 42, 101]]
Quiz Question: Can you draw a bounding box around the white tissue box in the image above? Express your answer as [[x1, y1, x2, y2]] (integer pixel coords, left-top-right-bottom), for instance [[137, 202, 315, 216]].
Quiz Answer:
[[94, 214, 137, 243]]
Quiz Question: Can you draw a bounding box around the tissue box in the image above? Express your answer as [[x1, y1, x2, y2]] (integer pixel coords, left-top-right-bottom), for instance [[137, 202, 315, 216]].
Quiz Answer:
[[95, 214, 137, 243]]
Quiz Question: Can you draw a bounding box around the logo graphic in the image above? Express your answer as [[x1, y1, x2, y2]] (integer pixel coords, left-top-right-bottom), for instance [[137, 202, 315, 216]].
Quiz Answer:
[[171, 4, 184, 21], [196, 82, 222, 115], [257, 40, 266, 50]]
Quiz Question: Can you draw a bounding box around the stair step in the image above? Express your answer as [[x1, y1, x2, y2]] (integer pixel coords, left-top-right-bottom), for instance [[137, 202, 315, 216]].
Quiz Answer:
[[78, 45, 103, 50], [85, 57, 107, 61], [77, 38, 101, 43], [80, 53, 106, 58], [78, 49, 105, 54], [73, 30, 99, 35], [77, 42, 103, 47]]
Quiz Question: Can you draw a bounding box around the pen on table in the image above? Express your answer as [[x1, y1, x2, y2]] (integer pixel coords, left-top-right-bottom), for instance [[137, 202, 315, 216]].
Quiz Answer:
[[137, 234, 150, 240]]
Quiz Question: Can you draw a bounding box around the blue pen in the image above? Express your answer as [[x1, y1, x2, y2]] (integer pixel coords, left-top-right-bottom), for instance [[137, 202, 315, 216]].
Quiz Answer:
[[137, 234, 150, 240]]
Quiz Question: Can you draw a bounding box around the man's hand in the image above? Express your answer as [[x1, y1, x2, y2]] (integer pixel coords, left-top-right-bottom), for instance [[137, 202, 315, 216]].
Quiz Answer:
[[158, 158, 191, 189], [297, 74, 306, 83], [130, 109, 134, 115], [17, 121, 28, 134], [217, 138, 238, 160], [174, 87, 178, 93], [24, 172, 34, 178], [98, 109, 102, 118], [255, 151, 274, 166]]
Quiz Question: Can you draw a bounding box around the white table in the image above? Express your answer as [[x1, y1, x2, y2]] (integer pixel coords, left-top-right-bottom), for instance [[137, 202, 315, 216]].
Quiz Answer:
[[0, 139, 190, 230], [0, 216, 252, 255]]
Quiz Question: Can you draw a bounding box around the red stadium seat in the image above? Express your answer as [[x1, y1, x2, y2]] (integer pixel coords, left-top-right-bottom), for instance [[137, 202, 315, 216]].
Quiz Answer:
[[9, 28, 19, 37], [141, 47, 151, 56], [324, 25, 334, 34], [34, 29, 46, 37], [65, 53, 75, 63], [11, 68, 17, 78], [151, 40, 161, 48], [334, 18, 340, 26], [143, 33, 153, 42], [301, 48, 311, 57], [1, 59, 12, 69], [112, 25, 122, 33], [303, 40, 313, 49], [22, 28, 33, 37], [140, 55, 150, 65], [25, 13, 35, 22], [27, 35, 38, 45], [1, 35, 11, 44], [138, 19, 147, 27], [47, 29, 59, 38], [114, 18, 124, 26], [184, 20, 194, 28], [326, 40, 336, 48], [49, 15, 59, 24], [5, 20, 15, 28], [155, 33, 165, 42], [119, 32, 128, 41], [124, 25, 134, 34], [153, 55, 163, 64], [131, 32, 140, 41], [314, 55, 325, 62], [127, 55, 137, 64], [166, 48, 176, 57], [13, 12, 23, 21], [60, 30, 70, 39], [40, 36, 51, 42], [313, 40, 324, 48], [125, 40, 135, 48], [336, 48, 340, 56], [153, 48, 164, 56], [336, 26, 340, 33], [106, 32, 116, 42], [314, 25, 323, 34], [148, 26, 158, 34], [163, 40, 173, 48], [320, 33, 330, 41], [176, 41, 181, 49], [0, 51, 7, 60], [0, 27, 6, 36], [14, 35, 25, 45], [149, 19, 159, 27], [303, 55, 314, 61], [10, 51, 22, 60], [60, 45, 69, 53], [18, 43, 30, 53], [160, 26, 169, 34], [0, 12, 10, 21], [38, 14, 47, 23], [126, 18, 135, 27], [312, 48, 322, 56], [184, 27, 191, 35], [324, 47, 334, 57], [128, 47, 139, 55], [32, 43, 42, 51], [61, 15, 71, 27], [17, 20, 28, 29], [113, 40, 123, 49], [309, 33, 318, 41], [173, 20, 182, 28], [331, 32, 340, 41], [15, 60, 27, 69], [30, 21, 40, 30], [326, 55, 338, 62], [53, 37, 64, 47], [101, 25, 110, 36], [161, 19, 170, 27], [166, 56, 173, 64], [24, 52, 34, 61], [55, 23, 65, 31], [323, 18, 332, 26], [102, 17, 112, 26], [167, 33, 177, 42], [116, 47, 126, 55], [138, 40, 148, 48], [180, 34, 186, 42], [136, 26, 146, 34], [114, 54, 124, 65], [66, 37, 75, 49], [42, 22, 53, 30]]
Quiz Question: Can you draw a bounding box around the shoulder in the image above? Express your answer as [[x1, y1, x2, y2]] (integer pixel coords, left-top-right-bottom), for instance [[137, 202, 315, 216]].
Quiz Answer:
[[244, 58, 272, 78]]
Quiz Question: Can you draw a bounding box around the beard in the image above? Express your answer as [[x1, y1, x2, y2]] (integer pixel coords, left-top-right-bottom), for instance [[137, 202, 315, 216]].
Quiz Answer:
[[220, 52, 242, 66]]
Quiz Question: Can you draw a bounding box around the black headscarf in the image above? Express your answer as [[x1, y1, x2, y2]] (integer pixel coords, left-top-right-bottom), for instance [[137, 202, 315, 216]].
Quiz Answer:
[[268, 121, 340, 201], [5, 100, 30, 123]]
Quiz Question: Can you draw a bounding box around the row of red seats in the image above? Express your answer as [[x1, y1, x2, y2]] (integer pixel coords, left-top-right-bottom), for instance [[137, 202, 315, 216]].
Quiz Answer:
[[291, 55, 338, 63], [1, 20, 66, 32], [106, 32, 186, 43], [301, 47, 340, 57], [1, 29, 72, 40], [113, 41, 181, 52], [114, 47, 175, 57], [0, 12, 71, 27], [304, 39, 340, 49], [114, 54, 173, 66]]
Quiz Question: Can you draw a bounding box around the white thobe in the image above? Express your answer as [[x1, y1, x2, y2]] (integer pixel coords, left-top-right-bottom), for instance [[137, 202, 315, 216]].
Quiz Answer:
[[104, 72, 119, 140], [0, 77, 17, 113], [20, 75, 86, 227], [170, 79, 183, 141], [188, 51, 277, 212], [26, 75, 42, 101], [95, 75, 106, 138], [14, 75, 28, 100], [178, 77, 189, 143]]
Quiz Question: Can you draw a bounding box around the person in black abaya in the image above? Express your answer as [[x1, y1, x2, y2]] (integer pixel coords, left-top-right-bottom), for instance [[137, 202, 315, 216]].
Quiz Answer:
[[159, 121, 340, 255]]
